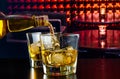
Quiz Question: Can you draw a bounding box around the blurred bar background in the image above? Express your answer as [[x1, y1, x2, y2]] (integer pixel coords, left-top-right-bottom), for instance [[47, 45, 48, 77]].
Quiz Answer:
[[0, 0, 119, 27]]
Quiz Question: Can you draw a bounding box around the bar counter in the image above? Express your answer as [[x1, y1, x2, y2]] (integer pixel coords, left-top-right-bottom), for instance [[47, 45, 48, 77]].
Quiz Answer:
[[0, 58, 120, 79], [73, 30, 120, 58], [73, 30, 120, 49]]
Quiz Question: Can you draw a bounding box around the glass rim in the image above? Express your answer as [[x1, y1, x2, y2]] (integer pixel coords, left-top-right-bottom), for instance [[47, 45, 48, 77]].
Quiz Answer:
[[41, 32, 79, 37], [26, 32, 41, 34], [61, 33, 79, 37]]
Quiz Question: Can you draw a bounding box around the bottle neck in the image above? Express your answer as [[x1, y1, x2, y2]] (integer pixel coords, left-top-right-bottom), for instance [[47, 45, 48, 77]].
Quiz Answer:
[[33, 15, 54, 35], [32, 15, 49, 27]]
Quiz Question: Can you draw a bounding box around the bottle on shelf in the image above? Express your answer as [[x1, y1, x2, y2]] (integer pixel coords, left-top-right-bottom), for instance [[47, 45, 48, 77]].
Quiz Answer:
[[45, 4, 51, 12], [115, 10, 120, 21], [78, 4, 85, 22], [58, 4, 64, 13], [38, 4, 44, 11], [115, 3, 120, 21], [78, 10, 85, 22], [100, 3, 106, 22], [51, 4, 57, 12], [93, 3, 99, 22], [86, 4, 92, 22], [106, 3, 113, 22], [86, 10, 92, 22], [106, 10, 113, 22]]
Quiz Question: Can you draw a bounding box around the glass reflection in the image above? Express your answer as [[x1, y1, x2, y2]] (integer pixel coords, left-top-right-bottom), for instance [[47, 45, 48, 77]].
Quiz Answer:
[[98, 25, 107, 39], [30, 68, 36, 79], [43, 74, 77, 79], [30, 68, 43, 79], [29, 68, 77, 79], [99, 39, 107, 48], [98, 25, 107, 35]]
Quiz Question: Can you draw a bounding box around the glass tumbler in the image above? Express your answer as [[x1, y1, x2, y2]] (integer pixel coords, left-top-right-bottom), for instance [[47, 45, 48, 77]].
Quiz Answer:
[[26, 32, 42, 68], [40, 33, 79, 76]]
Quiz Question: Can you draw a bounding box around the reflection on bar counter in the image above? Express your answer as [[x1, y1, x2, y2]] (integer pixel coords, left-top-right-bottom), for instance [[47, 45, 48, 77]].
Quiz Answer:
[[29, 68, 77, 79], [43, 74, 77, 79]]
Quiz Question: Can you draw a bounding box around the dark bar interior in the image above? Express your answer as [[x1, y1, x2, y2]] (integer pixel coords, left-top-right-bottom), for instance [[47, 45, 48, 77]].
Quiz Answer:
[[0, 0, 120, 79], [0, 0, 120, 58]]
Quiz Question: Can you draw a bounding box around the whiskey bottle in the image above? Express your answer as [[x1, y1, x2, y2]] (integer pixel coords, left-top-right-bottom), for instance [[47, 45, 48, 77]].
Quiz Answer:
[[6, 15, 53, 32], [0, 12, 54, 39]]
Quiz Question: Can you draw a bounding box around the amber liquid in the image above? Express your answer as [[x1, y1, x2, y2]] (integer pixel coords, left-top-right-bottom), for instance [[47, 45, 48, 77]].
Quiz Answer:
[[0, 20, 7, 39], [41, 43, 78, 76], [28, 42, 41, 61], [42, 48, 77, 67]]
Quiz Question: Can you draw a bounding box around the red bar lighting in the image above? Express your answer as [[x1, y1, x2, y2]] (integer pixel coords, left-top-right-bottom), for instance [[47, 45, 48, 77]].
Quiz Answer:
[[65, 0, 70, 2], [38, 5, 44, 10], [58, 4, 64, 9], [14, 0, 18, 3], [32, 0, 37, 3], [13, 5, 18, 9], [26, 0, 31, 3], [51, 4, 57, 9], [46, 0, 50, 2], [66, 11, 70, 16], [58, 0, 64, 2], [38, 0, 44, 3], [7, 0, 12, 3], [7, 6, 12, 10], [32, 5, 37, 9], [51, 0, 57, 2], [26, 5, 31, 10], [65, 4, 70, 9], [45, 5, 51, 9], [20, 0, 24, 3], [20, 5, 25, 10], [79, 4, 84, 9]]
